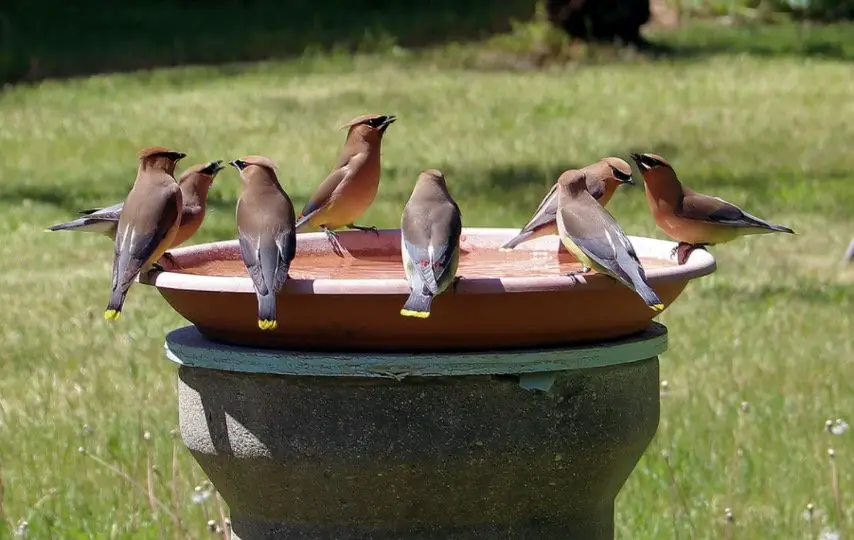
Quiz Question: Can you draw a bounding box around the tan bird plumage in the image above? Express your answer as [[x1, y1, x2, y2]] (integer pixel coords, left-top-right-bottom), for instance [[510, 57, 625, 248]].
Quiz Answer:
[[400, 169, 462, 319], [295, 113, 396, 250], [555, 169, 664, 312], [630, 152, 795, 264], [500, 157, 635, 250], [48, 160, 225, 263], [232, 155, 297, 331], [104, 146, 186, 321]]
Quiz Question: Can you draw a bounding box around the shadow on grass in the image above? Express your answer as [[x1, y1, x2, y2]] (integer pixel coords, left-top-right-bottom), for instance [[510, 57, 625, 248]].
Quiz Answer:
[[646, 20, 854, 62], [0, 0, 537, 84]]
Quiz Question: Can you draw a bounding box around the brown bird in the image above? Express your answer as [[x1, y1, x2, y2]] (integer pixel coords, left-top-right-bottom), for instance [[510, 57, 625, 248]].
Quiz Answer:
[[500, 157, 635, 250], [232, 156, 297, 331], [400, 169, 462, 319], [47, 160, 225, 264], [104, 147, 186, 321], [555, 169, 664, 312], [295, 114, 396, 249], [630, 152, 795, 264]]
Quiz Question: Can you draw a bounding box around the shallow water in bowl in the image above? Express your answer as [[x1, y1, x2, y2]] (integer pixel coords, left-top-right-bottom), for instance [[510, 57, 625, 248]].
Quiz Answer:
[[176, 248, 674, 280]]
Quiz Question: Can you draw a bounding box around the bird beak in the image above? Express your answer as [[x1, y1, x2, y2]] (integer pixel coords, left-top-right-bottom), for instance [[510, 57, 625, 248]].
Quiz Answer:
[[203, 160, 225, 176], [229, 160, 243, 171], [379, 115, 397, 131], [629, 153, 650, 172], [621, 175, 637, 186]]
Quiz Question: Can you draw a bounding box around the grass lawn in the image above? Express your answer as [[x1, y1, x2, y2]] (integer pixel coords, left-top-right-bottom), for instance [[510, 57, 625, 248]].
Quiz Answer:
[[1, 21, 854, 539]]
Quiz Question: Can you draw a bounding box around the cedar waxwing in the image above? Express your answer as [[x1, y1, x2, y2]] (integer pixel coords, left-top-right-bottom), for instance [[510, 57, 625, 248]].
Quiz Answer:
[[48, 160, 225, 264], [232, 156, 297, 331], [500, 157, 635, 250], [104, 147, 186, 321], [555, 169, 664, 312], [399, 169, 462, 319], [845, 240, 854, 263], [295, 114, 396, 249], [630, 152, 796, 264]]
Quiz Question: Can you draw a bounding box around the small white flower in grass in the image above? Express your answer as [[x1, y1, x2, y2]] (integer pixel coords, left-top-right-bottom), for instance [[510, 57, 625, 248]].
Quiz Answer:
[[14, 520, 28, 538], [828, 448, 836, 459], [803, 503, 815, 521], [724, 508, 734, 523], [143, 431, 152, 441], [825, 420, 834, 432], [831, 419, 849, 436], [740, 401, 749, 413], [192, 484, 212, 504], [819, 530, 840, 540]]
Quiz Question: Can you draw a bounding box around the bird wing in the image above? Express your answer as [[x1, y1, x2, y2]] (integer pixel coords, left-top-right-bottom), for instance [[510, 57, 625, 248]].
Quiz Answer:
[[401, 201, 462, 294], [238, 198, 296, 297], [558, 201, 637, 289], [111, 186, 181, 292], [79, 201, 124, 220], [519, 183, 559, 234], [298, 151, 367, 221], [679, 190, 775, 229]]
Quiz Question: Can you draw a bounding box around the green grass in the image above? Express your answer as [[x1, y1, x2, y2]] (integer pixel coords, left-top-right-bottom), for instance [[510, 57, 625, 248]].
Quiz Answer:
[[2, 21, 854, 539]]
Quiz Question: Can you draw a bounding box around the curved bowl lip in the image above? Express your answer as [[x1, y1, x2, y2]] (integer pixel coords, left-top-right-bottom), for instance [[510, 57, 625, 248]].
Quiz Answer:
[[140, 227, 717, 295]]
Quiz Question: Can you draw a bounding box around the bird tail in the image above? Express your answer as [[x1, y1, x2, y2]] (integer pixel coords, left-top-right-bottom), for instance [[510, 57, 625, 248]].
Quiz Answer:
[[400, 290, 433, 318], [104, 288, 127, 321], [257, 294, 278, 331], [499, 231, 532, 251], [766, 222, 796, 234], [47, 218, 114, 234], [633, 280, 664, 313]]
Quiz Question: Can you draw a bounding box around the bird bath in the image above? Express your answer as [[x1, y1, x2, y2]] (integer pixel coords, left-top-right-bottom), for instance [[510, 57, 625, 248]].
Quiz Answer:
[[142, 228, 715, 539]]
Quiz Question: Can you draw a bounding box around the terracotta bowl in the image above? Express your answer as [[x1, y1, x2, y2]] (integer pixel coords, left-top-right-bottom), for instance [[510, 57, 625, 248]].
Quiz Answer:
[[140, 228, 716, 352]]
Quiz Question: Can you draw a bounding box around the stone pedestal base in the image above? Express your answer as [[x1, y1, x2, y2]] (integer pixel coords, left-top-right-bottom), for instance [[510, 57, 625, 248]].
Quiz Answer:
[[167, 324, 668, 540]]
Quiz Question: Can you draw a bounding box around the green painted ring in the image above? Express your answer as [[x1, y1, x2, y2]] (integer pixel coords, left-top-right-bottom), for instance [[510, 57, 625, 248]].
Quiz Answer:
[[165, 323, 668, 380]]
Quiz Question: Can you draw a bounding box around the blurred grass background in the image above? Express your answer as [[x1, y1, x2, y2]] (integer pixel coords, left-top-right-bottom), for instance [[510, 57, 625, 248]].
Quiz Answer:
[[1, 1, 854, 538]]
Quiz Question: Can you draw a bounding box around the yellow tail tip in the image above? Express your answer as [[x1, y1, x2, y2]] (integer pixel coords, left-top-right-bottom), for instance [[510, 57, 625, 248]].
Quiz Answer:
[[258, 319, 278, 331], [104, 309, 121, 321], [400, 309, 430, 319], [650, 303, 665, 313]]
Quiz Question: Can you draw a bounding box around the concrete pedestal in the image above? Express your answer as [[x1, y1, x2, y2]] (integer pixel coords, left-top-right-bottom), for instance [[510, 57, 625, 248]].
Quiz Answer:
[[165, 323, 668, 540]]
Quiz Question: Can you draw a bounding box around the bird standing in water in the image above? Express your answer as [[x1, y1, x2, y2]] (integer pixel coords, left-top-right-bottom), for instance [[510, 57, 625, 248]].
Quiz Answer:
[[295, 114, 396, 253], [399, 169, 462, 319], [501, 157, 635, 250]]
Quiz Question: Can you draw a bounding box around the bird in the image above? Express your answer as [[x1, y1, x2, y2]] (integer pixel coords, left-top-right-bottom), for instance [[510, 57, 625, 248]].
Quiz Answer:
[[232, 155, 297, 331], [630, 152, 796, 265], [500, 157, 635, 250], [48, 160, 225, 266], [555, 169, 664, 313], [294, 113, 396, 251], [399, 169, 462, 319], [104, 147, 187, 321]]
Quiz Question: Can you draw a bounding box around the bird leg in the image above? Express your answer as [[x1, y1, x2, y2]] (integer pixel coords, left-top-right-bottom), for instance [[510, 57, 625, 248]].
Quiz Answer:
[[565, 265, 591, 284], [321, 225, 344, 256], [347, 223, 380, 237], [160, 252, 180, 269], [671, 243, 707, 265]]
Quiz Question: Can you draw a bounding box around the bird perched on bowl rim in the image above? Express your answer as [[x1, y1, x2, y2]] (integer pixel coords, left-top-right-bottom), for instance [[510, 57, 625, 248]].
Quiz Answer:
[[555, 169, 664, 313], [104, 146, 187, 321], [232, 155, 297, 331], [399, 169, 462, 319], [630, 152, 795, 265], [47, 160, 225, 266], [500, 157, 635, 251], [294, 113, 396, 252]]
